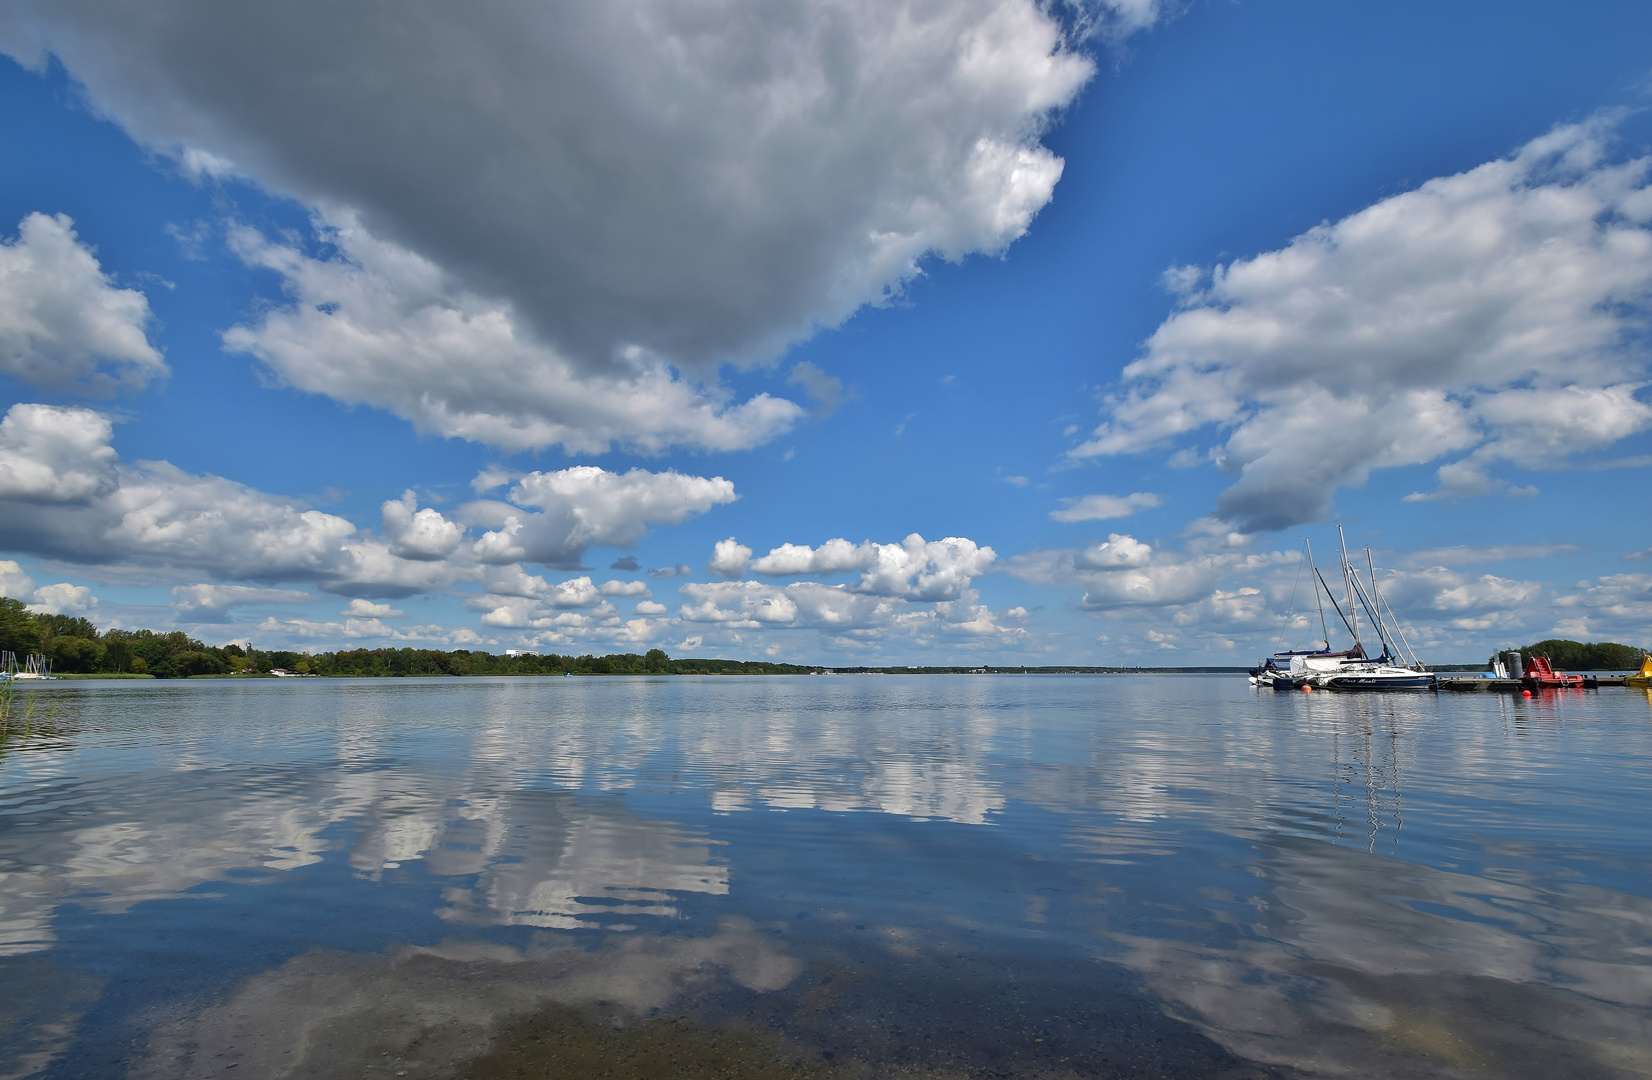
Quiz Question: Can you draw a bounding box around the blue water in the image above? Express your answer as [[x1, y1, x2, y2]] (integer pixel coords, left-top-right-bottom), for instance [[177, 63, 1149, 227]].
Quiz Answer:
[[2, 675, 1649, 1079]]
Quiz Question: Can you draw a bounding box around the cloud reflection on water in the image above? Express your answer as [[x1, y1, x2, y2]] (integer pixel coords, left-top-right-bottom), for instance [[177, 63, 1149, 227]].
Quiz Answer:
[[2, 677, 1650, 1079], [1111, 835, 1652, 1078]]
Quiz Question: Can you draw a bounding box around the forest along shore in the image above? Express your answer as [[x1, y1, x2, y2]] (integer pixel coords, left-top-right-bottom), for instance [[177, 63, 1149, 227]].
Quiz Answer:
[[3, 599, 1643, 679]]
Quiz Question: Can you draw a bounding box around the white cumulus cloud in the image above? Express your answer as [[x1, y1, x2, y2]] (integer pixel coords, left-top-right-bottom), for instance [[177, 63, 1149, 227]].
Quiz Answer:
[[1049, 491, 1161, 522], [681, 533, 1012, 650], [0, 403, 119, 502], [342, 598, 404, 618], [466, 466, 737, 568], [0, 402, 589, 598], [466, 571, 622, 630], [1552, 573, 1652, 640], [258, 615, 481, 647], [222, 219, 806, 455], [0, 560, 102, 615], [26, 582, 97, 615], [1006, 533, 1286, 611], [0, 559, 35, 600], [678, 580, 1021, 642], [171, 584, 316, 623], [708, 539, 754, 580], [0, 212, 166, 392], [1074, 119, 1652, 530], [380, 490, 465, 561], [737, 533, 997, 600], [3, 0, 1094, 447]]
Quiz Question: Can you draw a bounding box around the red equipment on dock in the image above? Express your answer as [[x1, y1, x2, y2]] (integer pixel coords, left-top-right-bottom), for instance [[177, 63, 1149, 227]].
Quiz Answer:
[[1521, 655, 1598, 691]]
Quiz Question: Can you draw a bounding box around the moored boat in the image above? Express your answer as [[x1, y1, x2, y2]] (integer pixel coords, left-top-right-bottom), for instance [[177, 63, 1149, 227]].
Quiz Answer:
[[1520, 654, 1597, 691], [1249, 643, 1366, 687], [1259, 528, 1435, 692], [1251, 537, 1374, 690], [1310, 661, 1438, 691], [1627, 656, 1652, 689], [1, 651, 57, 681]]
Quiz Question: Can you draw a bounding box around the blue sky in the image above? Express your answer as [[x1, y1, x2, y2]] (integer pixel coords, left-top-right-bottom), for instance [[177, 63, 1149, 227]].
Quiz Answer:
[[2, 0, 1650, 664]]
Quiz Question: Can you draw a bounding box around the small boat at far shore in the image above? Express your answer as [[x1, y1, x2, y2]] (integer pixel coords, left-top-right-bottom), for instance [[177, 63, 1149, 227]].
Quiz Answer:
[[2, 651, 57, 681]]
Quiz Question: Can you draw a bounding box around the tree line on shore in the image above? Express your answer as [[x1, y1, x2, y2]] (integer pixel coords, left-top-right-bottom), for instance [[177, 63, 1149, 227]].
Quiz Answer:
[[4, 598, 1645, 677], [1493, 639, 1647, 671], [0, 598, 815, 678]]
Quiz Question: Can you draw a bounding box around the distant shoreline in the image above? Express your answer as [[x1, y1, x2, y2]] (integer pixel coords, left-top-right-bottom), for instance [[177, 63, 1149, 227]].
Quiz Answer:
[[32, 663, 1511, 681]]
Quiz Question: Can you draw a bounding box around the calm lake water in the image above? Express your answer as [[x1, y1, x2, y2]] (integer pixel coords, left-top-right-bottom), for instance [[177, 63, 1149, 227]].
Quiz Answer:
[[2, 675, 1650, 1080]]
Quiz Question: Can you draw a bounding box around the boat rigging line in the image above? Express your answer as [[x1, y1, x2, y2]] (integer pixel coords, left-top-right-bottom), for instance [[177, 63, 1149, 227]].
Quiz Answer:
[[1305, 538, 1331, 650], [1314, 565, 1358, 643]]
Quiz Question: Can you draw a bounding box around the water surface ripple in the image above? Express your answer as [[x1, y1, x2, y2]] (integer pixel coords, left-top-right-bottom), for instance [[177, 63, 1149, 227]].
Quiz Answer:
[[1, 675, 1649, 1078]]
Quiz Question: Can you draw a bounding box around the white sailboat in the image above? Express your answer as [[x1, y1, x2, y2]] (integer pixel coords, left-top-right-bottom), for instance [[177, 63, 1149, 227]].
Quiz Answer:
[[2, 651, 57, 680], [1301, 529, 1434, 691], [1249, 539, 1368, 689]]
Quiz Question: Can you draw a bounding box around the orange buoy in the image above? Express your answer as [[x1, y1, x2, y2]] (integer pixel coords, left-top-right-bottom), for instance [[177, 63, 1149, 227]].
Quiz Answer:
[[1301, 684, 1312, 693]]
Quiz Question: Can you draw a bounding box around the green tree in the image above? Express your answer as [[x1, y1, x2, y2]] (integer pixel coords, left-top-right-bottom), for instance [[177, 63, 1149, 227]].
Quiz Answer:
[[645, 648, 670, 673], [1519, 639, 1648, 671], [102, 637, 135, 673], [35, 614, 101, 646], [0, 597, 42, 659], [171, 651, 227, 677], [47, 635, 105, 673]]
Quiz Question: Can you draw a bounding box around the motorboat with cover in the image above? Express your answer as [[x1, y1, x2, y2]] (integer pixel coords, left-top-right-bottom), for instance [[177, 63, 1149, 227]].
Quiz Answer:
[[1248, 643, 1365, 689]]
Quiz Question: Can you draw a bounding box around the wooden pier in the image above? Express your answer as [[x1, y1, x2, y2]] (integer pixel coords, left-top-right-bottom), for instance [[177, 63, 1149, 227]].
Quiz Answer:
[[1438, 676, 1626, 692]]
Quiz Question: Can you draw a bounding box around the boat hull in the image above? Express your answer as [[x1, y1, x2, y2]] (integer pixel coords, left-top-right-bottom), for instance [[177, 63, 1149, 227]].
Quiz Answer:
[[1522, 676, 1597, 691], [1318, 672, 1437, 691]]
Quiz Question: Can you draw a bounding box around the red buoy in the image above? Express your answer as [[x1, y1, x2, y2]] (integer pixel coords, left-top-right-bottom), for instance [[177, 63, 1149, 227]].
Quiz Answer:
[[1521, 689, 1532, 698]]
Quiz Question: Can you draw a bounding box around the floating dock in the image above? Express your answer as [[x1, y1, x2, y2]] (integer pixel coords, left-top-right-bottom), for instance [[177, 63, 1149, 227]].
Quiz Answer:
[[1438, 676, 1626, 692]]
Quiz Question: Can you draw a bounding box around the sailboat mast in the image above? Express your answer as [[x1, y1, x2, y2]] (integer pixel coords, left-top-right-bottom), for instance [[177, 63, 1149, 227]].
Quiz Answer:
[[1315, 566, 1357, 641], [1336, 524, 1360, 646], [1365, 548, 1392, 649], [1305, 538, 1330, 649]]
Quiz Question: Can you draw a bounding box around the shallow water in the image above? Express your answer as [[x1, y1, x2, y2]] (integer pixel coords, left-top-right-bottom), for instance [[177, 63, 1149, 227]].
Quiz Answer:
[[1, 675, 1649, 1079]]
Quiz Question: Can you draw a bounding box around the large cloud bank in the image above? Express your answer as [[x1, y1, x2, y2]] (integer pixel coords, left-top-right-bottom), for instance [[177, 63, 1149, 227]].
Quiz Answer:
[[220, 219, 806, 454], [680, 533, 1018, 647], [0, 402, 736, 597], [1, 0, 1094, 451], [1075, 120, 1652, 530], [1008, 533, 1650, 654]]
